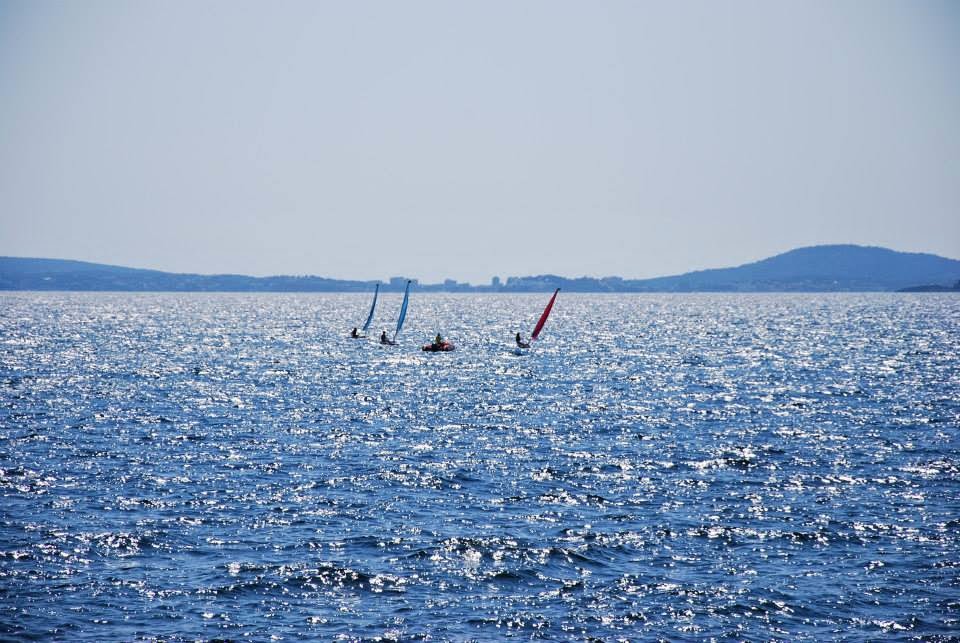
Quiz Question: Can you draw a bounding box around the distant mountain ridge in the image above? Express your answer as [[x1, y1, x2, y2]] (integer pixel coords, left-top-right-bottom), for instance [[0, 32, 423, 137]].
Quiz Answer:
[[2, 245, 959, 292], [0, 257, 375, 292], [626, 245, 960, 292]]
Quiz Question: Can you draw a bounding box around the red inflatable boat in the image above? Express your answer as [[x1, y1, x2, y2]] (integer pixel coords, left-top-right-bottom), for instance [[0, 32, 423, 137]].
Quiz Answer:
[[422, 341, 455, 352]]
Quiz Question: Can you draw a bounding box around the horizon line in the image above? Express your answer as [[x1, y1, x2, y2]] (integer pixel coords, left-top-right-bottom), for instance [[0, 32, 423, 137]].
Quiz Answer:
[[4, 243, 959, 287]]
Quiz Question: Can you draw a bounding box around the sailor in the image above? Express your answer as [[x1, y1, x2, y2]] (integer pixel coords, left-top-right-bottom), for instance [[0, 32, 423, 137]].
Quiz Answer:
[[351, 327, 360, 338], [515, 332, 530, 348], [380, 331, 390, 344], [434, 333, 443, 348]]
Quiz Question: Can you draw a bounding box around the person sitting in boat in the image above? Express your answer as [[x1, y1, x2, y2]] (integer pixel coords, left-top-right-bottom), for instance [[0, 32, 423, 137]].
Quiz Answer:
[[515, 332, 530, 349], [351, 327, 360, 338], [434, 333, 443, 348], [380, 330, 391, 345]]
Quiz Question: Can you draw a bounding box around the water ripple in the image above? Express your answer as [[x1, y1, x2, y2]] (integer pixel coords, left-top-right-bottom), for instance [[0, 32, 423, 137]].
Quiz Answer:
[[1, 292, 957, 640]]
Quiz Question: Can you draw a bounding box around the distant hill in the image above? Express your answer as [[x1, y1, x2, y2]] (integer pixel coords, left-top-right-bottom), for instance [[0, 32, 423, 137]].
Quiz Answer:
[[1, 245, 959, 292], [626, 245, 960, 292], [0, 257, 377, 292], [499, 245, 960, 292], [898, 280, 960, 293]]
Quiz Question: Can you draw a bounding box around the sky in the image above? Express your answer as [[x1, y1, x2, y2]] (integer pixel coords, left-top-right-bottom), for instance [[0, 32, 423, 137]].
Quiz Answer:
[[1, 1, 958, 284]]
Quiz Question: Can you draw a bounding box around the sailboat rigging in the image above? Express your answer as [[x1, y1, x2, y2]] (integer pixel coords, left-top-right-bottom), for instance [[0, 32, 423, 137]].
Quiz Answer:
[[350, 283, 379, 338], [394, 280, 410, 341], [515, 288, 559, 353], [531, 288, 559, 341], [381, 280, 410, 345], [361, 284, 379, 333]]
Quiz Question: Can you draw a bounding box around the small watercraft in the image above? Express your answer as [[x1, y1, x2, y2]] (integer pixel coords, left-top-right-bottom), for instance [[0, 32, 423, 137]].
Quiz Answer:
[[350, 284, 379, 338], [381, 281, 410, 346], [420, 340, 456, 353], [422, 341, 455, 352], [514, 288, 559, 354]]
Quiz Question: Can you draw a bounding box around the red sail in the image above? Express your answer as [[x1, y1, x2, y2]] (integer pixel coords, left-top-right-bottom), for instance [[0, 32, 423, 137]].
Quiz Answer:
[[531, 288, 560, 341]]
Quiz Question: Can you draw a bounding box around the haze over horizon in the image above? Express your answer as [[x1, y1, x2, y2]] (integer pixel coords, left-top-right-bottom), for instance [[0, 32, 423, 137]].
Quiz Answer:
[[1, 1, 958, 284]]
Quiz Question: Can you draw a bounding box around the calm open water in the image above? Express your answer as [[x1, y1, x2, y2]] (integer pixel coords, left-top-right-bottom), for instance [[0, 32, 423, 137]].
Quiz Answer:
[[1, 293, 958, 641]]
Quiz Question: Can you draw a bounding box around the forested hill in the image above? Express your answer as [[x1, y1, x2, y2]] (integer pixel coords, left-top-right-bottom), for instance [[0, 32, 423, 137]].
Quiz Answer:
[[622, 245, 960, 292], [0, 257, 373, 292], [2, 245, 959, 292]]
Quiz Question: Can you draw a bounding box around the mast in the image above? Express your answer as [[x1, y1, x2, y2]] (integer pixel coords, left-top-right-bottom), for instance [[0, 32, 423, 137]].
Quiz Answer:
[[531, 288, 560, 341], [361, 283, 379, 332], [393, 280, 411, 341]]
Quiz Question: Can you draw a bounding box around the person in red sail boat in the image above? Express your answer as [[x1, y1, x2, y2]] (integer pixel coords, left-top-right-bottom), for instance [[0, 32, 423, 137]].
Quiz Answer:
[[515, 332, 530, 349]]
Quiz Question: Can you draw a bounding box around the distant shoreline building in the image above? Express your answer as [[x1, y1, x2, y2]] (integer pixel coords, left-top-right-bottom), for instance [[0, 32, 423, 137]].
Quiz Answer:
[[389, 277, 418, 288]]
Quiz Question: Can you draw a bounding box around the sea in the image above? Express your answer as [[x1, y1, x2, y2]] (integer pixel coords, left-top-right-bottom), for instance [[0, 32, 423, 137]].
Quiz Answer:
[[1, 292, 958, 641]]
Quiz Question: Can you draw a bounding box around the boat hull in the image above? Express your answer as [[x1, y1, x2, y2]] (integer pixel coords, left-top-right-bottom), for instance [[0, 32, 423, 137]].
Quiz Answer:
[[422, 342, 455, 352]]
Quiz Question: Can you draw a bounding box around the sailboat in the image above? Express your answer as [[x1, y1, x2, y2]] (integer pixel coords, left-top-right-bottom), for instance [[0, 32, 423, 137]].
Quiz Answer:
[[351, 284, 379, 338], [380, 280, 410, 345], [514, 287, 559, 354]]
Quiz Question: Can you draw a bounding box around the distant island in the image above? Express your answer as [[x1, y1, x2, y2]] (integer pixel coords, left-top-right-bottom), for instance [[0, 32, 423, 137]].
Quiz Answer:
[[898, 280, 960, 293], [2, 245, 959, 293]]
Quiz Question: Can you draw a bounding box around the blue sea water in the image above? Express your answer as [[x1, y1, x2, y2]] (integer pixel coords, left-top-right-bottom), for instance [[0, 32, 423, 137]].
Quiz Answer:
[[1, 292, 958, 641]]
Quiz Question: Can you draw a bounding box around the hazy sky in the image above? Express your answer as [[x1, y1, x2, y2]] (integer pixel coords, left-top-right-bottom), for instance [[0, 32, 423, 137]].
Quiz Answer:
[[1, 1, 958, 283]]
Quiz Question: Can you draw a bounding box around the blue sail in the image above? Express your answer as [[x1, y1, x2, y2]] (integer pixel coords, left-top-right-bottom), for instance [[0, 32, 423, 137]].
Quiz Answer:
[[394, 280, 411, 340], [361, 284, 379, 332]]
